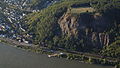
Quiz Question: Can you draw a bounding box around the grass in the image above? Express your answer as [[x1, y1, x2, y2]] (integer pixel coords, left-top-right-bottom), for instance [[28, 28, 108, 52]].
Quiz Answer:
[[69, 7, 95, 14]]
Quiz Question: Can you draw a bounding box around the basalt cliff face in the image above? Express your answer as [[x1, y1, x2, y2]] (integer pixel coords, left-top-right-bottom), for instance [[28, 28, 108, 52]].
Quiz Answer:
[[58, 12, 110, 47]]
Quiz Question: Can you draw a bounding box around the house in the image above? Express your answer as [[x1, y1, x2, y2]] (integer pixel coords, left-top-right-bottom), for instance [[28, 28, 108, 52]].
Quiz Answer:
[[0, 25, 5, 31], [22, 39, 29, 44]]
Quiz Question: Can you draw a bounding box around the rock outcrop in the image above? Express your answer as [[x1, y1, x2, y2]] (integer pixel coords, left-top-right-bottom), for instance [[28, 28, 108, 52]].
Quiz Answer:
[[58, 11, 110, 47], [58, 13, 79, 36], [99, 33, 109, 46]]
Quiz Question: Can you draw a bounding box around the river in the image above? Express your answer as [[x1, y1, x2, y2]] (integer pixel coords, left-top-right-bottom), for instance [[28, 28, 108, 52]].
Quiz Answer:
[[0, 43, 113, 68]]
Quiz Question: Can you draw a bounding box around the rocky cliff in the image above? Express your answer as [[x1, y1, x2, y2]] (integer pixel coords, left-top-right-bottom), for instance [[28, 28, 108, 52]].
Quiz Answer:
[[58, 11, 110, 47], [58, 13, 79, 36]]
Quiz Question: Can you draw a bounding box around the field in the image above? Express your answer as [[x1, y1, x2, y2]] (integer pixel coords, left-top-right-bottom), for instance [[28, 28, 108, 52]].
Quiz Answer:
[[70, 7, 95, 14]]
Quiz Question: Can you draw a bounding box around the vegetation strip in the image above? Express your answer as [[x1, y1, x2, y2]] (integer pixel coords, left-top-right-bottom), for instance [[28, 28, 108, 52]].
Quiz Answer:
[[0, 37, 119, 67]]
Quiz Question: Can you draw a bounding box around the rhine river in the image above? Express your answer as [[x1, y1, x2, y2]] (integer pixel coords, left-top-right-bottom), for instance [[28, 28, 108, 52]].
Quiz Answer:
[[0, 43, 113, 68]]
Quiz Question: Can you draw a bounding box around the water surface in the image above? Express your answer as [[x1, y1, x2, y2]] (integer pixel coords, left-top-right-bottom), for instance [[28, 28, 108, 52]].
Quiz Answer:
[[0, 43, 113, 68]]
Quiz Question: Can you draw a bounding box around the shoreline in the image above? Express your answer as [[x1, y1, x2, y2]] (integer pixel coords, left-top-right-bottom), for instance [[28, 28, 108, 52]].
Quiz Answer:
[[0, 43, 113, 68], [0, 37, 119, 68]]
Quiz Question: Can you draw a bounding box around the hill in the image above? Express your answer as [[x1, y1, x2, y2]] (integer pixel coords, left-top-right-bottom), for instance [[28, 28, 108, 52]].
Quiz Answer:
[[21, 0, 120, 59]]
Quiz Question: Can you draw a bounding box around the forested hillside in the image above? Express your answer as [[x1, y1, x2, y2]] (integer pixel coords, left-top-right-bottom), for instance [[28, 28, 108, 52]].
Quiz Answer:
[[21, 0, 120, 60]]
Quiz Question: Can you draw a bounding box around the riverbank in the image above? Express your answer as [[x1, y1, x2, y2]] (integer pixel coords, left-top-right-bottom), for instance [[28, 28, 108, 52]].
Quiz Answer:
[[0, 43, 113, 68], [0, 37, 119, 68], [0, 37, 43, 53]]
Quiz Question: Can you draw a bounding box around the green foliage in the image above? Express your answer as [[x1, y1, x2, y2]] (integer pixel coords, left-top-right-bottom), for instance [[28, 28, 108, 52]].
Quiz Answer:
[[24, 0, 90, 44], [23, 0, 120, 55], [101, 40, 120, 58], [30, 0, 48, 9], [91, 0, 120, 12]]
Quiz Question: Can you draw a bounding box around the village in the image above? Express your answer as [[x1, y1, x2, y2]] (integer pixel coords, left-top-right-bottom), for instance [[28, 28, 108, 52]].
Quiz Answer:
[[0, 0, 61, 44], [0, 0, 33, 44]]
